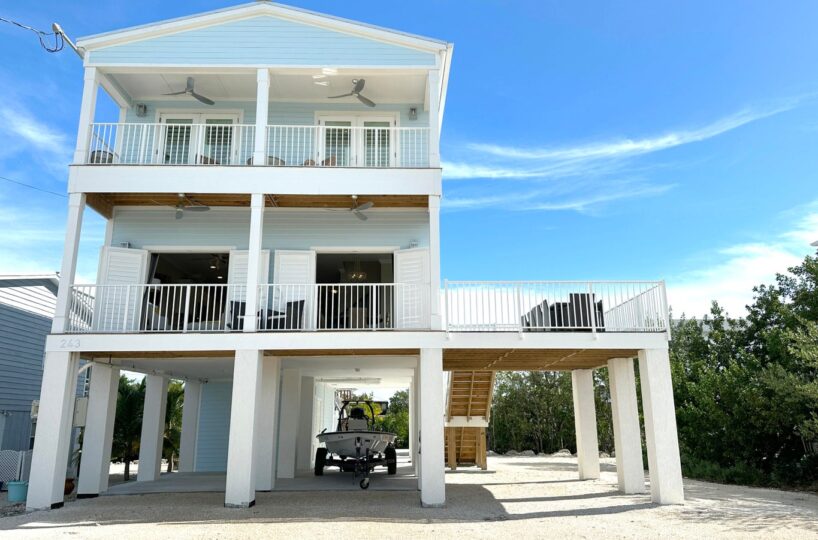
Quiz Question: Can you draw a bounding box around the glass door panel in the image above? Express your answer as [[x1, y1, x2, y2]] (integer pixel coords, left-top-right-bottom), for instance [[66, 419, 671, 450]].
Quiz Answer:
[[363, 120, 392, 167], [202, 118, 234, 165], [162, 119, 194, 165], [322, 120, 352, 166]]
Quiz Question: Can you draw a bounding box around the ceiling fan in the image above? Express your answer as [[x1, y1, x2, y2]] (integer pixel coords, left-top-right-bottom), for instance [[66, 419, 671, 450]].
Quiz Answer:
[[329, 78, 375, 107], [157, 193, 211, 220], [350, 195, 374, 221], [164, 77, 215, 105]]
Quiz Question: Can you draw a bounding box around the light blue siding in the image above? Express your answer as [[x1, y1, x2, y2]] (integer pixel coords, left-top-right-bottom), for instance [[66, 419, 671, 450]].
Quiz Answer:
[[111, 208, 429, 281], [195, 381, 232, 472], [89, 16, 436, 67]]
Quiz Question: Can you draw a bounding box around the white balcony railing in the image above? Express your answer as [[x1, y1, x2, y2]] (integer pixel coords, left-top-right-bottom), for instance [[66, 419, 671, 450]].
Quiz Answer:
[[86, 123, 256, 166], [67, 283, 247, 333], [444, 281, 669, 333], [257, 283, 428, 330], [83, 123, 432, 168], [265, 125, 430, 167], [66, 282, 427, 333]]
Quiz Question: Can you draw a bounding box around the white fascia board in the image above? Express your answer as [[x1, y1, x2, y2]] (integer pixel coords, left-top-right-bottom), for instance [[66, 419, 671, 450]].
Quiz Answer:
[[77, 2, 449, 54], [69, 166, 442, 197], [46, 331, 667, 354], [438, 45, 454, 129]]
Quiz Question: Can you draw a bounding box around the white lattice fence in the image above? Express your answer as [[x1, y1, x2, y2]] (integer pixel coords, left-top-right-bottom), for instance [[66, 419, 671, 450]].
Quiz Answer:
[[0, 450, 22, 484]]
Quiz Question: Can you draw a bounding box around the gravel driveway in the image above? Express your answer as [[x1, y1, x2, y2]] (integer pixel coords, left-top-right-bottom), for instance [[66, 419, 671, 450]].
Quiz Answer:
[[2, 455, 816, 539]]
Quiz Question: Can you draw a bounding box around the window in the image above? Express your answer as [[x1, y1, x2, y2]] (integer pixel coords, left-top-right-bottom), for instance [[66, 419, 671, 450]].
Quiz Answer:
[[158, 113, 240, 165], [317, 115, 396, 167]]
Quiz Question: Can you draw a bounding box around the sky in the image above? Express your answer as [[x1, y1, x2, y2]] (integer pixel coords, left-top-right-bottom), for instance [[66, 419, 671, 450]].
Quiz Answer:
[[1, 1, 818, 318]]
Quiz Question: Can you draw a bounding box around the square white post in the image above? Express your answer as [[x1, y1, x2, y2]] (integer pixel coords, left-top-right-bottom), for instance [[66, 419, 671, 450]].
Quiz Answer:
[[255, 356, 281, 491], [225, 349, 263, 507], [74, 66, 99, 164], [137, 374, 168, 482], [52, 193, 86, 333], [276, 368, 301, 479], [78, 364, 120, 497], [244, 193, 265, 332], [608, 357, 646, 493], [296, 375, 315, 472], [408, 372, 416, 464], [179, 380, 203, 473], [253, 68, 270, 165], [26, 352, 80, 510], [638, 349, 684, 504], [419, 348, 445, 507], [428, 195, 442, 330], [572, 369, 600, 480], [426, 69, 441, 167]]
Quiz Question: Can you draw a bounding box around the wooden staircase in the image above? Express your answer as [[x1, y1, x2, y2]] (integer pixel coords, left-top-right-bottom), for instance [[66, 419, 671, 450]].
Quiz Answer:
[[444, 370, 495, 470]]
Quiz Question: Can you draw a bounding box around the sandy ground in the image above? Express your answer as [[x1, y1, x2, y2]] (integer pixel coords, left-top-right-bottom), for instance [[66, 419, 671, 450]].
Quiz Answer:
[[2, 455, 817, 539]]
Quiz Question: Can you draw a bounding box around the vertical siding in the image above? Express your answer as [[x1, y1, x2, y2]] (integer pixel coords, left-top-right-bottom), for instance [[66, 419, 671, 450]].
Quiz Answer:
[[0, 304, 49, 412], [195, 381, 232, 472], [88, 15, 437, 66]]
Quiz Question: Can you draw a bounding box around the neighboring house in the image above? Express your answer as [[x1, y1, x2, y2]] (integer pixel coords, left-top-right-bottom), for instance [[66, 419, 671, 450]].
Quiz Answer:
[[27, 1, 684, 511], [0, 275, 58, 451]]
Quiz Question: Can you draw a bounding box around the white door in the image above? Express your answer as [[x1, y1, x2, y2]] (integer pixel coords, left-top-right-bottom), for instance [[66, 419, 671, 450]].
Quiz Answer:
[[158, 113, 240, 165], [226, 249, 270, 330], [317, 115, 396, 167], [394, 247, 430, 329], [95, 246, 149, 332], [273, 250, 316, 330]]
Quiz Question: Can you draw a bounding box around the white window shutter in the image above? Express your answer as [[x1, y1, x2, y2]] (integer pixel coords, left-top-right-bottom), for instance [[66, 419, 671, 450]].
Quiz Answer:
[[95, 246, 149, 332], [227, 249, 270, 328], [394, 247, 430, 329], [273, 250, 316, 329]]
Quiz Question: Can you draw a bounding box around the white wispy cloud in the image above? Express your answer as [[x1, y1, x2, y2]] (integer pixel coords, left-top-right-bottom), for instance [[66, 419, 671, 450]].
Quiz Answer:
[[0, 105, 73, 177], [444, 104, 794, 182], [666, 202, 818, 317]]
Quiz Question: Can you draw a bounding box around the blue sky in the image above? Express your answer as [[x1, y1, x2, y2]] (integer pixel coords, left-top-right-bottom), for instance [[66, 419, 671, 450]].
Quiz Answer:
[[1, 1, 818, 316]]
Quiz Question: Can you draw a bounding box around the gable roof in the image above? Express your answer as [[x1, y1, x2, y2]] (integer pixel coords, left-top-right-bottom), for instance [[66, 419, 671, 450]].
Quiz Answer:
[[77, 2, 450, 54]]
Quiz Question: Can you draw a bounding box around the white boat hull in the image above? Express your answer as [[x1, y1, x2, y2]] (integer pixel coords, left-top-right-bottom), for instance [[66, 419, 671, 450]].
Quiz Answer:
[[317, 430, 396, 458]]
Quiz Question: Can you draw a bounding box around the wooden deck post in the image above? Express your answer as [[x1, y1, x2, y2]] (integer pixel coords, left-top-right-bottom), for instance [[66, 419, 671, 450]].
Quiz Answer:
[[447, 427, 457, 470]]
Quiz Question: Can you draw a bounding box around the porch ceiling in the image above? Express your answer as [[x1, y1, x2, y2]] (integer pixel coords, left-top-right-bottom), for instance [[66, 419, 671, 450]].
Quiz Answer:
[[106, 70, 428, 104], [86, 193, 428, 218], [442, 348, 639, 371]]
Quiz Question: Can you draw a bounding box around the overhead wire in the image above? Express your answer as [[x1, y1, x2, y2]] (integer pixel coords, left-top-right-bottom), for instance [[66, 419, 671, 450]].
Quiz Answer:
[[0, 16, 64, 52]]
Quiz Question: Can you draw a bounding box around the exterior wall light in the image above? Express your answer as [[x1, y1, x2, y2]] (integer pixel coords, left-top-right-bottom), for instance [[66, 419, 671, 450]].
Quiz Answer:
[[408, 107, 417, 121]]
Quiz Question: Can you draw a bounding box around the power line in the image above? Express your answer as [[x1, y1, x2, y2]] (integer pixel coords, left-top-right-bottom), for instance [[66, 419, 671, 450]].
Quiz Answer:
[[0, 16, 64, 52], [0, 175, 66, 198]]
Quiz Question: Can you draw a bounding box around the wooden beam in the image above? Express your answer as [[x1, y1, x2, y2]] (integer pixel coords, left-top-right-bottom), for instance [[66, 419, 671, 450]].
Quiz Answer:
[[447, 427, 457, 470]]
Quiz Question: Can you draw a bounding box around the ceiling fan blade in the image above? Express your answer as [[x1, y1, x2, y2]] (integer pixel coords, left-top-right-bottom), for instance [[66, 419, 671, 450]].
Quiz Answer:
[[356, 201, 374, 211], [353, 79, 366, 93], [190, 91, 215, 105], [356, 94, 376, 108], [353, 210, 368, 221], [328, 92, 354, 99], [186, 77, 195, 92], [175, 207, 184, 220], [163, 91, 187, 96], [185, 205, 210, 212]]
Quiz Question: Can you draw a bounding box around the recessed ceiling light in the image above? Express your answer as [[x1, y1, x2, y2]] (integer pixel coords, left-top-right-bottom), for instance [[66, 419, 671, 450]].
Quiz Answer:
[[210, 265, 217, 269], [314, 81, 329, 86], [312, 74, 326, 79], [217, 276, 224, 280], [321, 68, 337, 76]]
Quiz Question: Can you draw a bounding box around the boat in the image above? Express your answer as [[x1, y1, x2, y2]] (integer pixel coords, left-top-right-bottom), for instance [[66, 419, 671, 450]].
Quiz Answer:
[[314, 399, 398, 489]]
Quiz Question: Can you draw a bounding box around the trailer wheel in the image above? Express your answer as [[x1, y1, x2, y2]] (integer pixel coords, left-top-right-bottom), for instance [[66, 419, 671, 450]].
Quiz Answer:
[[315, 447, 327, 476], [385, 446, 397, 475]]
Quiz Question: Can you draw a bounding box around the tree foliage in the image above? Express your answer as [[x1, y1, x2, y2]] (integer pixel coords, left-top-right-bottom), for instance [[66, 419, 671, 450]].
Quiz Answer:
[[111, 376, 144, 481]]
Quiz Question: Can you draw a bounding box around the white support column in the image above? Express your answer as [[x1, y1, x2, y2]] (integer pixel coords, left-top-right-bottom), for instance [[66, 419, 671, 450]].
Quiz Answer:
[[296, 375, 315, 472], [52, 193, 86, 333], [244, 193, 265, 331], [179, 380, 203, 473], [78, 364, 120, 497], [408, 372, 416, 464], [225, 349, 264, 508], [253, 68, 270, 166], [608, 357, 646, 494], [419, 348, 445, 507], [255, 356, 281, 491], [426, 69, 441, 167], [413, 363, 421, 481], [572, 369, 600, 480], [276, 368, 301, 479], [428, 195, 442, 330], [638, 349, 684, 504], [137, 375, 168, 482], [74, 66, 99, 164], [26, 352, 80, 510]]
